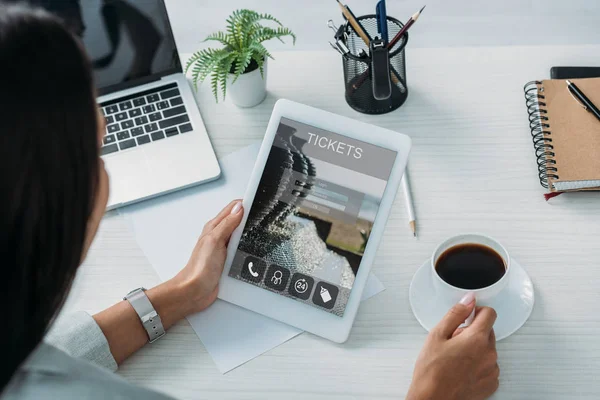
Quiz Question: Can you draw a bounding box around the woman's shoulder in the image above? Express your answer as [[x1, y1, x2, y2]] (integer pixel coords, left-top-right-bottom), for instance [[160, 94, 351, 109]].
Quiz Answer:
[[2, 343, 174, 400]]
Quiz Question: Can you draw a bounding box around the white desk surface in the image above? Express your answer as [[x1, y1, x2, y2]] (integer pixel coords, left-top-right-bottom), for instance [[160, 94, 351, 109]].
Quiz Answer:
[[63, 45, 600, 399]]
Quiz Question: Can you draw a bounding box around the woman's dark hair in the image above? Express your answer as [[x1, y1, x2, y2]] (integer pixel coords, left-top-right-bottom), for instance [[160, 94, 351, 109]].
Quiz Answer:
[[0, 4, 99, 391]]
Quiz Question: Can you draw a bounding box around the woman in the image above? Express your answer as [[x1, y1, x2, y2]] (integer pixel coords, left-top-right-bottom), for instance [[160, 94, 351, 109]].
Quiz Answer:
[[0, 5, 499, 400]]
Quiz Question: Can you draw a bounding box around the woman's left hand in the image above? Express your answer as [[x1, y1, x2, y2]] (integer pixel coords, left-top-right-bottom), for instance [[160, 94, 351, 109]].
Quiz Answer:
[[154, 200, 244, 323]]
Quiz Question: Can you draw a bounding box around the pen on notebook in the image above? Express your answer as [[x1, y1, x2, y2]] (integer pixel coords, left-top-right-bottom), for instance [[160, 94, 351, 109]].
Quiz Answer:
[[387, 5, 426, 49], [566, 80, 600, 123], [401, 172, 417, 237], [336, 0, 371, 46]]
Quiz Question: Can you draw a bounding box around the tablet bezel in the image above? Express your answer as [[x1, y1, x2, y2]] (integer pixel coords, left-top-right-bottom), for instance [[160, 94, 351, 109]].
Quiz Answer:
[[218, 99, 411, 343]]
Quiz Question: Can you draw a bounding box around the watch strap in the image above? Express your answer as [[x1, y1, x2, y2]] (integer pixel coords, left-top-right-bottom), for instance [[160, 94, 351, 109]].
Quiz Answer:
[[124, 288, 165, 343]]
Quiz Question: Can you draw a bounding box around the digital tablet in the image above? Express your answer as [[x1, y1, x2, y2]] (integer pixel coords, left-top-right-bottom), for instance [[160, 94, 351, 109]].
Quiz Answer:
[[218, 100, 411, 342]]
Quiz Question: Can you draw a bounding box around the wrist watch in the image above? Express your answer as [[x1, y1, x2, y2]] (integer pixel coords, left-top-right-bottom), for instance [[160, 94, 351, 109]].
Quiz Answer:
[[124, 287, 166, 343]]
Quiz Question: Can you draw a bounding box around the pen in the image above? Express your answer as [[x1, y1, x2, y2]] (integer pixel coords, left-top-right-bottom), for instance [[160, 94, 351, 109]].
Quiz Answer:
[[387, 6, 426, 49], [376, 0, 388, 44], [566, 80, 600, 123], [336, 0, 372, 46], [401, 171, 417, 237]]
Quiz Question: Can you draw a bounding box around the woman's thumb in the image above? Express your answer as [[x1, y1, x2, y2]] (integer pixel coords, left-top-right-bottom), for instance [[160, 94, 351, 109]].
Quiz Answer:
[[433, 292, 476, 339]]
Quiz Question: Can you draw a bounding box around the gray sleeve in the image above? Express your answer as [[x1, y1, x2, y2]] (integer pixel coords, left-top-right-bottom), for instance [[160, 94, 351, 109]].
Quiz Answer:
[[44, 311, 118, 372]]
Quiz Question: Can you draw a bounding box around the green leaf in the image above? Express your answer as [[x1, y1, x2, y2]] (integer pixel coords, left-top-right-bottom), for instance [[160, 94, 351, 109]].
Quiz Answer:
[[278, 27, 297, 45], [184, 50, 204, 74], [219, 68, 228, 101], [232, 50, 252, 83], [189, 52, 211, 90], [227, 9, 245, 49], [242, 10, 283, 27], [250, 26, 296, 45], [250, 52, 264, 78], [190, 65, 202, 90], [203, 31, 235, 49], [254, 12, 283, 27], [239, 12, 252, 49], [225, 20, 236, 47], [249, 42, 273, 61], [210, 71, 219, 102], [187, 48, 230, 90], [219, 52, 237, 100], [239, 10, 261, 25]]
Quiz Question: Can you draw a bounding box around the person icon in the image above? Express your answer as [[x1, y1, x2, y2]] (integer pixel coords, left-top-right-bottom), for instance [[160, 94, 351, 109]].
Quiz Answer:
[[271, 270, 283, 285]]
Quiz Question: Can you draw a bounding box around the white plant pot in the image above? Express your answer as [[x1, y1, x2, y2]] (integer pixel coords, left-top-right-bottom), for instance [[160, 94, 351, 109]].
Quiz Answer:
[[227, 59, 268, 108]]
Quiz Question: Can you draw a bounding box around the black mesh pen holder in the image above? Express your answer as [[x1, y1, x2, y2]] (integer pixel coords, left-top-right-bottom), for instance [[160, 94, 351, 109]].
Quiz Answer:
[[342, 15, 408, 114]]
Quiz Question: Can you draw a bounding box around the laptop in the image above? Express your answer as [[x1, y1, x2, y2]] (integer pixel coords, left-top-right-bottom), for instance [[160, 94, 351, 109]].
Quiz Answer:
[[35, 0, 221, 209]]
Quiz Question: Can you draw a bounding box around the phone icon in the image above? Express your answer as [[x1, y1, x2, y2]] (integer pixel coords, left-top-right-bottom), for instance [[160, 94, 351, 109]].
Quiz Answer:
[[248, 261, 259, 278], [241, 256, 266, 283]]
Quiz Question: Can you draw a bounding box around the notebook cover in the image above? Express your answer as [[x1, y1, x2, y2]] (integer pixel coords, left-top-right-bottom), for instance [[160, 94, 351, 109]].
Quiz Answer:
[[541, 78, 600, 191], [550, 67, 600, 80]]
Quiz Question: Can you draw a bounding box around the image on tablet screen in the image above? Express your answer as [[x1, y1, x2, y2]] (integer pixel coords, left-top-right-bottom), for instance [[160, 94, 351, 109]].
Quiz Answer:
[[229, 118, 397, 316]]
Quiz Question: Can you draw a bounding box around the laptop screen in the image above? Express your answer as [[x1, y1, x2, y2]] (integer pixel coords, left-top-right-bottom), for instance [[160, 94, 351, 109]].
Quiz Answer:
[[25, 0, 181, 95]]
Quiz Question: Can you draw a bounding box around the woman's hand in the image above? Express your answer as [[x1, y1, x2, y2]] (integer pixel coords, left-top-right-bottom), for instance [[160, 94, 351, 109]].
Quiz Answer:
[[407, 295, 500, 400], [171, 200, 244, 316], [144, 200, 244, 330], [95, 201, 243, 364]]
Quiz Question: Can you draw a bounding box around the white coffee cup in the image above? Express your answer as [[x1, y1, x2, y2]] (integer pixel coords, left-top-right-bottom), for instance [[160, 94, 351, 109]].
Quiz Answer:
[[431, 233, 511, 306]]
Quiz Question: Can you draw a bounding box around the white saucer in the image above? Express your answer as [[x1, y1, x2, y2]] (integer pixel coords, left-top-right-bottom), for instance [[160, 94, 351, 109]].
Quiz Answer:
[[409, 258, 535, 341]]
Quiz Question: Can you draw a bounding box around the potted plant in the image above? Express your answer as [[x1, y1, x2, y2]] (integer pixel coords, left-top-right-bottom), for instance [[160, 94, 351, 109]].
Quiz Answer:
[[185, 9, 296, 108]]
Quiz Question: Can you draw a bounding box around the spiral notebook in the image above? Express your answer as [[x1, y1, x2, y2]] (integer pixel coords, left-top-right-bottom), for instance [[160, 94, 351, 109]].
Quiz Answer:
[[524, 78, 600, 192]]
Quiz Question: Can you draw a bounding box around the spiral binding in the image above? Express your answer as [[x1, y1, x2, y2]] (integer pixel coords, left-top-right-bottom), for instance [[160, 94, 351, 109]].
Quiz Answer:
[[524, 81, 558, 189]]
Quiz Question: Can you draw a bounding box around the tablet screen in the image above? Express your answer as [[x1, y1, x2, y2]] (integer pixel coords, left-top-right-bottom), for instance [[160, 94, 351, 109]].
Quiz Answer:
[[229, 118, 397, 316]]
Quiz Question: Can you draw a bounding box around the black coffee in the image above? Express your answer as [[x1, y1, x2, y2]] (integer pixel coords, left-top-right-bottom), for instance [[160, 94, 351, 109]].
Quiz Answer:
[[435, 244, 506, 290]]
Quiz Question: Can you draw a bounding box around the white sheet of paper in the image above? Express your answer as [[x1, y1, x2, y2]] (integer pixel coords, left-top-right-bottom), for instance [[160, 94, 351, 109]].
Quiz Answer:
[[120, 143, 385, 373]]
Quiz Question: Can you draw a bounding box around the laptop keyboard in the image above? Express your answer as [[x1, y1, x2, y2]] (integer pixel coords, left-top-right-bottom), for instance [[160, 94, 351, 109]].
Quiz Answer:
[[100, 83, 193, 156]]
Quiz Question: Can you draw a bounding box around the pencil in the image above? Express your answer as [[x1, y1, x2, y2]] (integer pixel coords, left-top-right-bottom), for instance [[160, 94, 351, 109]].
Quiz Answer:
[[336, 0, 371, 46], [388, 6, 426, 49], [401, 171, 417, 237]]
